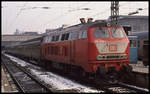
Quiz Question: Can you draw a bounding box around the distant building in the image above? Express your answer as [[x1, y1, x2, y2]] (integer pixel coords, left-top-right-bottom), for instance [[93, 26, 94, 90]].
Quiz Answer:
[[14, 29, 39, 35], [108, 15, 148, 33], [22, 32, 38, 35]]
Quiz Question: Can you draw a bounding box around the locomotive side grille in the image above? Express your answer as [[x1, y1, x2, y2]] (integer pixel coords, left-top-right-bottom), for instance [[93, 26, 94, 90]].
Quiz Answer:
[[97, 54, 127, 60]]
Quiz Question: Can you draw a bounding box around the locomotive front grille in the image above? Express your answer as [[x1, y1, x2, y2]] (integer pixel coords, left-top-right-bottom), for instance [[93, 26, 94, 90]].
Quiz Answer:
[[97, 54, 127, 60]]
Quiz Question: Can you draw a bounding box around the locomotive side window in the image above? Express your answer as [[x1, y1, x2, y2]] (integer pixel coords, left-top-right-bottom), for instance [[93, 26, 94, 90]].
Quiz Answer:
[[51, 35, 59, 42], [47, 37, 49, 43], [43, 37, 46, 43], [48, 36, 51, 43], [52, 36, 55, 41], [61, 34, 66, 41], [61, 33, 70, 41], [79, 30, 87, 39], [69, 32, 77, 40], [94, 29, 109, 38], [79, 31, 82, 39], [65, 33, 69, 40], [45, 37, 48, 43], [82, 30, 87, 38], [56, 35, 59, 41]]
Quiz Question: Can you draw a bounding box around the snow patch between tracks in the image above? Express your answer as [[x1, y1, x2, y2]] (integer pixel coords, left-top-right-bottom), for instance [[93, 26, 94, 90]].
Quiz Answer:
[[4, 53, 104, 93]]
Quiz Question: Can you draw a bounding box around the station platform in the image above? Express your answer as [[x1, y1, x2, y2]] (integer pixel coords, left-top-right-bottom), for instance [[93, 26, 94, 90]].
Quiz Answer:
[[129, 61, 149, 74], [1, 65, 18, 92]]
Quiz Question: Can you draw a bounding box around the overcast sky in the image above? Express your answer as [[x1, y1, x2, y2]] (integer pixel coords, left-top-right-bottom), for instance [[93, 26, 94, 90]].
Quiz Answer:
[[2, 1, 148, 35]]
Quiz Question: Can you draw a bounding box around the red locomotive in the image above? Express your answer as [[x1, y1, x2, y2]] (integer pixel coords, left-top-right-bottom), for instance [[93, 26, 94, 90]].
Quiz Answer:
[[6, 20, 132, 82]]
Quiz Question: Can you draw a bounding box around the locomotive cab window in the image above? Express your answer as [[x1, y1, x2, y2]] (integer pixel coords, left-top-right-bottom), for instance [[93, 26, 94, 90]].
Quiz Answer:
[[94, 29, 109, 38], [110, 28, 125, 38]]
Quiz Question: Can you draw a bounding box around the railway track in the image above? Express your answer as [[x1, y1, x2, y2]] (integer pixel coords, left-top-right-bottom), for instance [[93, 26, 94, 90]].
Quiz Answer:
[[97, 81, 149, 93], [2, 55, 51, 93], [2, 53, 149, 93], [46, 64, 149, 93]]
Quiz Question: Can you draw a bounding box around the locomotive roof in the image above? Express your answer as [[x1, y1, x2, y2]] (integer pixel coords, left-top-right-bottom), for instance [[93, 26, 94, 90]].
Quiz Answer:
[[68, 20, 108, 29], [11, 20, 108, 47], [46, 20, 108, 35]]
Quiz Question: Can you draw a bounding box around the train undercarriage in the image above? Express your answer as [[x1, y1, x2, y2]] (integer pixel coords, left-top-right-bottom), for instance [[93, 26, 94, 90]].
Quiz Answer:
[[42, 59, 135, 85]]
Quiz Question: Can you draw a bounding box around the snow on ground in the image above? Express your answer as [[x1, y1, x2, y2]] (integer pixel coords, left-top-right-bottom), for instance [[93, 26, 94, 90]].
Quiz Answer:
[[30, 69, 103, 93], [3, 53, 104, 93], [4, 54, 27, 67], [4, 53, 41, 70], [119, 82, 149, 92]]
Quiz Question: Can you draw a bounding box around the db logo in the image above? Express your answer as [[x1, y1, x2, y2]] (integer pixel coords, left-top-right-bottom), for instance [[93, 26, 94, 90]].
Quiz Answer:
[[109, 45, 117, 51]]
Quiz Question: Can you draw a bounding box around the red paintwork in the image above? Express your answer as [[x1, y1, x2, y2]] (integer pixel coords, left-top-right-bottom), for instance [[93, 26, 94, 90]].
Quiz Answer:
[[41, 26, 130, 73]]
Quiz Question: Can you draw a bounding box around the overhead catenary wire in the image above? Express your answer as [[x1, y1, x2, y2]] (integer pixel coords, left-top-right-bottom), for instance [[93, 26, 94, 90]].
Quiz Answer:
[[36, 3, 89, 32], [7, 2, 28, 34], [4, 2, 148, 34]]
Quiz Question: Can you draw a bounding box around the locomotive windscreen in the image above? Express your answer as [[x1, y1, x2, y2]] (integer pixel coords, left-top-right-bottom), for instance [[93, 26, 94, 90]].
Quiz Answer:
[[110, 28, 125, 38], [94, 29, 109, 38]]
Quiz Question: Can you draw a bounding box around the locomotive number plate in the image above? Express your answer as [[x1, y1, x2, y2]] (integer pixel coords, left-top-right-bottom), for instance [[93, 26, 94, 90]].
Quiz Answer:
[[109, 45, 117, 51]]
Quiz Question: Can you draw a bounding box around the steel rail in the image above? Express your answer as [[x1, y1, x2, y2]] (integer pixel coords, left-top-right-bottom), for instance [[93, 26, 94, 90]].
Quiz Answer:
[[2, 55, 51, 93]]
